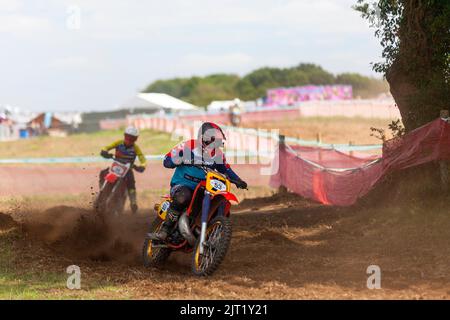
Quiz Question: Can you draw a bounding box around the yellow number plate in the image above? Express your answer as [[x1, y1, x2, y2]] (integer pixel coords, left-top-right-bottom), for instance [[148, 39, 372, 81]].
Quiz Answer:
[[156, 199, 171, 220], [205, 172, 230, 195]]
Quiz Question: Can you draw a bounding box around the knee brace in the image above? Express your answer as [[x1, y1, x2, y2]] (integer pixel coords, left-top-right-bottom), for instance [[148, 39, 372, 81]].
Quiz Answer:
[[171, 186, 193, 210]]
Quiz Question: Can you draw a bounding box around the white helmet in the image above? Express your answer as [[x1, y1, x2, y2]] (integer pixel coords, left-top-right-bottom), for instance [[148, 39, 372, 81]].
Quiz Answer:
[[124, 126, 139, 137]]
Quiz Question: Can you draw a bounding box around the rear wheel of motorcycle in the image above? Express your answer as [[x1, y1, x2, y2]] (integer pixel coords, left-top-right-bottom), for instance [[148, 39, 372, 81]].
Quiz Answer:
[[142, 217, 171, 268], [191, 215, 232, 276]]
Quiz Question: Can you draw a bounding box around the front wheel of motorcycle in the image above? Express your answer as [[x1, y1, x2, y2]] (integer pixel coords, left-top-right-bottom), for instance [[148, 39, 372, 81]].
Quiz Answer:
[[142, 217, 171, 268], [111, 189, 126, 217], [191, 215, 232, 276], [94, 183, 113, 215]]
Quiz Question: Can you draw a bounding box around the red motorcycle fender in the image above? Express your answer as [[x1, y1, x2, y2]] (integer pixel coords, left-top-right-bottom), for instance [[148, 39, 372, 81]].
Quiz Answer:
[[105, 172, 118, 184], [215, 192, 239, 204]]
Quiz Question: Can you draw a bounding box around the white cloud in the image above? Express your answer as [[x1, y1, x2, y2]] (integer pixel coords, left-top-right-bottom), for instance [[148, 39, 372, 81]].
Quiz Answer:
[[267, 0, 367, 33], [180, 53, 254, 75], [0, 0, 382, 110], [52, 0, 368, 40], [0, 0, 22, 12], [49, 56, 92, 70], [0, 14, 51, 34]]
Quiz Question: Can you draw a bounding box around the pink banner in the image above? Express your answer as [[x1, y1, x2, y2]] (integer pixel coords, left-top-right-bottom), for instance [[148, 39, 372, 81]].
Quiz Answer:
[[270, 118, 450, 206], [266, 85, 353, 106]]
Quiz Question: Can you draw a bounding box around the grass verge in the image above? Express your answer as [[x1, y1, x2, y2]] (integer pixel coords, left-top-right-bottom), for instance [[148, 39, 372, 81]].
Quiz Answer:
[[0, 129, 180, 159]]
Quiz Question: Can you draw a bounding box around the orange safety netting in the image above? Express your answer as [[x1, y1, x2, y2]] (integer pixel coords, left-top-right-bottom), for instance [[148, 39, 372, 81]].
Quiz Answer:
[[270, 118, 450, 206]]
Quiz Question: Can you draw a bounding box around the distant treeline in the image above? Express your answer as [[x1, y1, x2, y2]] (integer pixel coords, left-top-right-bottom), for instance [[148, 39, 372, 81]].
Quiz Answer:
[[143, 63, 389, 107]]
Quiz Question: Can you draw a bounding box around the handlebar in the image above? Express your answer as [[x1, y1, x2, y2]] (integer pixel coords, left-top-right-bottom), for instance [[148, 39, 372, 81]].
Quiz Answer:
[[183, 163, 210, 171], [183, 164, 247, 189], [132, 164, 146, 172], [182, 163, 219, 175], [105, 154, 143, 172]]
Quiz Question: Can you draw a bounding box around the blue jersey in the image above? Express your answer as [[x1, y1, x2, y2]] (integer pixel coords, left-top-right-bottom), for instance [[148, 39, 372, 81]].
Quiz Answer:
[[163, 139, 240, 190]]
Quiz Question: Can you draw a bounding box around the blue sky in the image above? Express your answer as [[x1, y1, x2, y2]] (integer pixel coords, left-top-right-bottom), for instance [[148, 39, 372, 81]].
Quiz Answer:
[[0, 0, 382, 111]]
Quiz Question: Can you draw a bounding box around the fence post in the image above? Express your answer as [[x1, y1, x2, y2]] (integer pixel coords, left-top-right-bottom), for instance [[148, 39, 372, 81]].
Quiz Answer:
[[278, 134, 288, 194], [317, 132, 322, 162], [349, 141, 354, 157], [440, 110, 449, 192], [256, 127, 261, 156], [316, 132, 322, 145]]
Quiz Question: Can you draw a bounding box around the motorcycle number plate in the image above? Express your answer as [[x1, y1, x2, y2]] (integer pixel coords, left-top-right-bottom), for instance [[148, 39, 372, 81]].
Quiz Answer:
[[111, 162, 128, 177], [206, 172, 230, 195], [158, 200, 171, 220], [210, 178, 226, 192], [161, 200, 170, 212]]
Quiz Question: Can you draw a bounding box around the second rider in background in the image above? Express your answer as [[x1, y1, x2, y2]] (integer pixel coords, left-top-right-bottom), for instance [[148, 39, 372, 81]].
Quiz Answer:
[[99, 126, 147, 214]]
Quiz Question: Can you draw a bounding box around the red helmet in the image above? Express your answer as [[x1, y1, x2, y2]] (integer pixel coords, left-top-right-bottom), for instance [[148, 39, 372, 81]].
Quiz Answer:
[[197, 122, 226, 149]]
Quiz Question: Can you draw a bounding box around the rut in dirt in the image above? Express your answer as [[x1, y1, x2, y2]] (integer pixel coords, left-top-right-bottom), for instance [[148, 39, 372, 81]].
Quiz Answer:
[[10, 206, 150, 264], [0, 212, 18, 230]]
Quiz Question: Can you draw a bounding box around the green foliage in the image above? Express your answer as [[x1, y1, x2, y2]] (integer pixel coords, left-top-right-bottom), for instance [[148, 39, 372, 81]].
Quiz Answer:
[[354, 0, 450, 130], [388, 119, 406, 137], [236, 64, 337, 100], [354, 0, 449, 78], [370, 118, 405, 142], [143, 63, 388, 107], [353, 1, 404, 74], [144, 74, 240, 107]]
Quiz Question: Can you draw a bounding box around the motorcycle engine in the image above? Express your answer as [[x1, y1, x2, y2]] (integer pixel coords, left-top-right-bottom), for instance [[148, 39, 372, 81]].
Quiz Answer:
[[169, 229, 185, 245]]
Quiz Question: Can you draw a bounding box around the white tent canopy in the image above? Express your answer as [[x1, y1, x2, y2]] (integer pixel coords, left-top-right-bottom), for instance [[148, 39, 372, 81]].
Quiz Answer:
[[0, 104, 37, 125], [120, 93, 199, 112]]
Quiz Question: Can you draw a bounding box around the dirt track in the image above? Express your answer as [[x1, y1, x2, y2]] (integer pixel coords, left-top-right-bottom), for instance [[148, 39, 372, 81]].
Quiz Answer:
[[0, 163, 270, 197], [2, 192, 449, 299]]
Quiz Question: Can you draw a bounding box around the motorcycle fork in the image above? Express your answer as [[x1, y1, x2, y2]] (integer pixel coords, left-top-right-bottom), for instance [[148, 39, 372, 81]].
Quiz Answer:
[[111, 179, 121, 194], [199, 191, 211, 255], [102, 179, 119, 203], [100, 180, 108, 192], [217, 202, 225, 217]]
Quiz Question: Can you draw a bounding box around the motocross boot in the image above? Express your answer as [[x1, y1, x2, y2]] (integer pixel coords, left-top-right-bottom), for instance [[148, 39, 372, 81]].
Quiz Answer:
[[149, 207, 180, 241], [128, 189, 138, 214]]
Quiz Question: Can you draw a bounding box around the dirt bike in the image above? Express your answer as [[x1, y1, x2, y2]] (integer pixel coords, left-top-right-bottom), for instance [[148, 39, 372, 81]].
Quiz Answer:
[[142, 165, 243, 276], [93, 157, 139, 217]]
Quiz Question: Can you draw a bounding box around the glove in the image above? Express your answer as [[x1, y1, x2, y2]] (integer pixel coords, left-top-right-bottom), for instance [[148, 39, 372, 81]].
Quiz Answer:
[[100, 150, 113, 159], [135, 165, 145, 173], [235, 179, 248, 189]]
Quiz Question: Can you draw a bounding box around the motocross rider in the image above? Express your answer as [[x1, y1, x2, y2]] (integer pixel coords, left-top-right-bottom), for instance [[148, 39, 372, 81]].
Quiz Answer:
[[99, 126, 146, 214], [150, 122, 248, 241]]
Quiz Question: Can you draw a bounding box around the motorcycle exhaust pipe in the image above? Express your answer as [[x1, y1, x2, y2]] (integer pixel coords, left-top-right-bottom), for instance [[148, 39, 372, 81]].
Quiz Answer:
[[178, 213, 196, 246]]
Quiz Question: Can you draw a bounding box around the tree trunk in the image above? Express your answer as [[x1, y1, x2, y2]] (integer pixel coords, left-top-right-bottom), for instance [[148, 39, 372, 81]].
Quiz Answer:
[[386, 62, 420, 132], [382, 1, 450, 198], [386, 56, 445, 196]]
